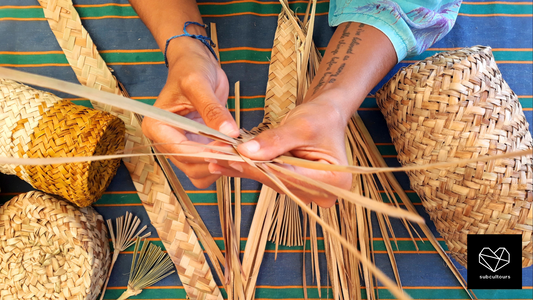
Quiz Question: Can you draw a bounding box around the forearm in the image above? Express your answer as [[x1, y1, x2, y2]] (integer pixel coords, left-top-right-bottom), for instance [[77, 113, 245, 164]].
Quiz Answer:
[[129, 0, 207, 61], [308, 22, 397, 123]]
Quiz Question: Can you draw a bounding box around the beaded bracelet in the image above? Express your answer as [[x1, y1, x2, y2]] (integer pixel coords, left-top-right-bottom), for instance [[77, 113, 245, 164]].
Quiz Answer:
[[164, 21, 218, 67]]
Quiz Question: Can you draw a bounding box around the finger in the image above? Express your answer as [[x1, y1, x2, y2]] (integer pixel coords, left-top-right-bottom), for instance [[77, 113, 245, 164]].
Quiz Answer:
[[183, 77, 239, 137], [237, 124, 306, 161]]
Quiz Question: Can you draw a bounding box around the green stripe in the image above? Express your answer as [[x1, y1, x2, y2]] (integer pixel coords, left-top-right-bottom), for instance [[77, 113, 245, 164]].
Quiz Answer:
[[1, 49, 530, 66], [0, 8, 43, 19], [408, 50, 533, 62], [3, 3, 533, 20], [460, 3, 533, 15], [68, 96, 533, 110], [90, 190, 422, 206], [101, 287, 533, 300], [94, 193, 142, 205]]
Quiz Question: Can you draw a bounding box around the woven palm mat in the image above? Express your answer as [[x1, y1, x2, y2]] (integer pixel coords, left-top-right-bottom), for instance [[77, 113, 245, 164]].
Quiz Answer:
[[376, 45, 533, 267], [0, 79, 124, 207], [0, 191, 110, 300], [37, 0, 222, 298]]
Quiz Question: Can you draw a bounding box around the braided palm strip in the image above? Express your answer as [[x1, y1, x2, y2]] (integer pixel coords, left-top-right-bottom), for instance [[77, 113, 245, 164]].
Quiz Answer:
[[252, 10, 298, 133], [37, 0, 222, 298], [376, 46, 532, 267]]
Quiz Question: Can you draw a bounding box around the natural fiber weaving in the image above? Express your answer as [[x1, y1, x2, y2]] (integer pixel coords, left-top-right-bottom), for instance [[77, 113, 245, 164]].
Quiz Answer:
[[252, 5, 298, 133], [0, 79, 125, 207], [37, 0, 223, 298], [0, 191, 110, 299], [376, 46, 533, 267]]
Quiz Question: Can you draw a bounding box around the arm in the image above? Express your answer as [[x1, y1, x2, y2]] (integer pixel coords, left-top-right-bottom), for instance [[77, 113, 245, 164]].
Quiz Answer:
[[211, 22, 397, 207], [129, 0, 239, 188]]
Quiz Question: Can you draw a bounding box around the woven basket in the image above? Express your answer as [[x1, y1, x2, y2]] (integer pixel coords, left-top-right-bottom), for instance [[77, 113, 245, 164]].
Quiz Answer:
[[376, 46, 533, 267], [0, 191, 111, 299], [0, 79, 125, 207]]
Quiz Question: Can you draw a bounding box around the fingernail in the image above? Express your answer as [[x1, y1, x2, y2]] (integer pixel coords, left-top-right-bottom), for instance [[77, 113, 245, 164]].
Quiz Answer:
[[219, 121, 239, 136], [204, 158, 218, 164], [229, 162, 243, 173], [208, 164, 221, 174], [242, 140, 260, 154]]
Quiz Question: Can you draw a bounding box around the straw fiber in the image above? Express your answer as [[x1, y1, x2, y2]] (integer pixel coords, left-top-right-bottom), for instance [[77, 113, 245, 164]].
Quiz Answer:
[[38, 0, 222, 298], [376, 46, 533, 267], [252, 7, 298, 133], [0, 79, 125, 207], [0, 191, 110, 300]]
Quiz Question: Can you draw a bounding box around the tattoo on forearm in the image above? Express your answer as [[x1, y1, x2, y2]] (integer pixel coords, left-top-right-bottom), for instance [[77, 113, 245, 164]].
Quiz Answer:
[[341, 22, 351, 38], [312, 23, 366, 95], [326, 56, 339, 71], [330, 39, 346, 55], [346, 37, 361, 54]]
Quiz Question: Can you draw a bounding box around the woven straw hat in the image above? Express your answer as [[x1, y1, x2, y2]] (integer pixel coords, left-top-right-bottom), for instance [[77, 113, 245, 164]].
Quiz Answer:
[[0, 79, 125, 207], [376, 46, 532, 267], [0, 191, 110, 299]]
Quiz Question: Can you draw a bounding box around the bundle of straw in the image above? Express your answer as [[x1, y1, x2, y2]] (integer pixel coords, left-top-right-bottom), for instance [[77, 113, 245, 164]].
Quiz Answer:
[[376, 46, 533, 267], [0, 191, 110, 299], [0, 79, 125, 207]]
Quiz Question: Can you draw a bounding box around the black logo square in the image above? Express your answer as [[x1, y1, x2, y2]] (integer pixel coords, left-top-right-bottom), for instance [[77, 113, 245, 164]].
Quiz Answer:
[[467, 234, 522, 289]]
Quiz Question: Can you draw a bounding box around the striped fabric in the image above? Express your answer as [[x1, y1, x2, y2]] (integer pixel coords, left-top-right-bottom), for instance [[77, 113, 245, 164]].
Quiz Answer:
[[0, 1, 531, 299]]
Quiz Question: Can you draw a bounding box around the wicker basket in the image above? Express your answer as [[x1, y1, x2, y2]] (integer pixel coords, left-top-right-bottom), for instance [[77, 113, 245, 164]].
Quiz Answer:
[[0, 191, 111, 299], [0, 79, 125, 207], [376, 46, 533, 267]]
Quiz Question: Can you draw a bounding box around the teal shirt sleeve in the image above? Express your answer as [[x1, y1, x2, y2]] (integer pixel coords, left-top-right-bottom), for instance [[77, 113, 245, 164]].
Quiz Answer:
[[329, 0, 462, 61]]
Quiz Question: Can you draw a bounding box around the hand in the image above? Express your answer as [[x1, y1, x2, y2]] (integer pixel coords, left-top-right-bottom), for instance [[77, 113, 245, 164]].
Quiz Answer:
[[142, 38, 239, 188], [208, 91, 353, 207]]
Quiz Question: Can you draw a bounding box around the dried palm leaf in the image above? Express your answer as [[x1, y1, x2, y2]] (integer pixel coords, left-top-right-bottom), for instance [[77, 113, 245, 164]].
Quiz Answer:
[[117, 237, 176, 300], [100, 212, 151, 300]]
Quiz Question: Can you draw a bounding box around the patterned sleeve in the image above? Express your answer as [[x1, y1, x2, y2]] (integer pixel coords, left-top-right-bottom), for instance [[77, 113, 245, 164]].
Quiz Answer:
[[329, 0, 462, 61]]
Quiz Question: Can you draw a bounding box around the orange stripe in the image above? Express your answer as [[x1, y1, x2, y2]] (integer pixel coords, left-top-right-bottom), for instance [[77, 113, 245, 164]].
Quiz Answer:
[[524, 108, 532, 111], [81, 16, 139, 20], [73, 3, 131, 8], [92, 203, 144, 207], [219, 46, 271, 52], [458, 13, 533, 17], [229, 107, 264, 112], [107, 61, 163, 65], [100, 49, 160, 53], [0, 63, 68, 67], [221, 60, 270, 64], [0, 5, 41, 9], [0, 50, 64, 55], [0, 18, 46, 21], [202, 11, 328, 18], [228, 95, 266, 99]]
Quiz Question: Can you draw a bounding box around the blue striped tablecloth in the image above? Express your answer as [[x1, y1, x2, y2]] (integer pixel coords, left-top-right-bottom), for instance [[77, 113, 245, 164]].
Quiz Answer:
[[0, 1, 531, 299]]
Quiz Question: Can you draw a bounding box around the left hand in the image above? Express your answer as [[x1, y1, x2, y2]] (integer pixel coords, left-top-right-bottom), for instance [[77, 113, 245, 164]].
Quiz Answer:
[[207, 91, 352, 207]]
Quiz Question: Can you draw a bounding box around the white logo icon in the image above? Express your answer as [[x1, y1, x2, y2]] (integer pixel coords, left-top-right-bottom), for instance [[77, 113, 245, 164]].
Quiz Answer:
[[479, 247, 510, 272]]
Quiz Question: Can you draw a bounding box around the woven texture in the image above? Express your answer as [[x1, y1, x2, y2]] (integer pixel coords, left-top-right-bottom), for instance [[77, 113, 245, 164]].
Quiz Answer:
[[37, 0, 222, 298], [253, 9, 297, 133], [376, 46, 533, 267], [0, 191, 110, 299], [0, 79, 125, 207]]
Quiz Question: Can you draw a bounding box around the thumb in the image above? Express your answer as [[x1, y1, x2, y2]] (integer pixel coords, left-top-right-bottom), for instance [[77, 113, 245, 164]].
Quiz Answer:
[[238, 125, 303, 160]]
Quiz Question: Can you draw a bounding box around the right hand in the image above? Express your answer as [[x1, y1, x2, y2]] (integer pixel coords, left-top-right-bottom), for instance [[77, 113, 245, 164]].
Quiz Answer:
[[142, 38, 239, 188]]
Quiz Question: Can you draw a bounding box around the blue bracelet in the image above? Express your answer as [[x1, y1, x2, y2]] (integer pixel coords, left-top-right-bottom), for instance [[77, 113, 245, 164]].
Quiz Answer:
[[164, 21, 218, 67]]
